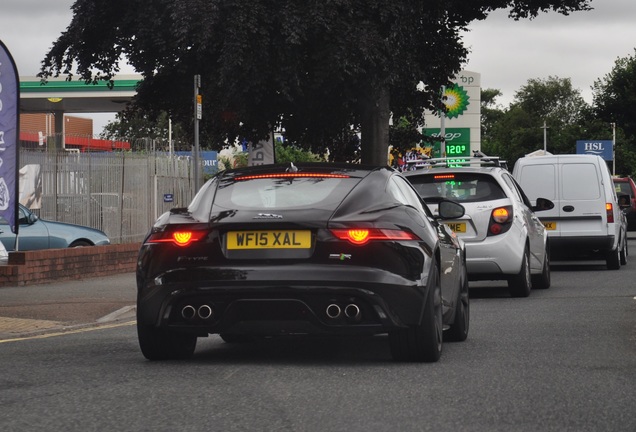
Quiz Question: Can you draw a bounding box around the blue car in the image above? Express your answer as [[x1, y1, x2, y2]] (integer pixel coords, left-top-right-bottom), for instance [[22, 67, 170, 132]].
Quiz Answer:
[[0, 204, 110, 251]]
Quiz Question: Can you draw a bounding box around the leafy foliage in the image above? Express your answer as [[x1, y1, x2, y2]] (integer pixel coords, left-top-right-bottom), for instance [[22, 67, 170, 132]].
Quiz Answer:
[[40, 0, 592, 164], [593, 49, 636, 146]]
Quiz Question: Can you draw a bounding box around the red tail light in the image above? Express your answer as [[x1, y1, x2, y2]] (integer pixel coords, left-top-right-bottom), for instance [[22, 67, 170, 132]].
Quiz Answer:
[[606, 203, 614, 223], [330, 228, 419, 245], [488, 206, 513, 236], [147, 229, 208, 247]]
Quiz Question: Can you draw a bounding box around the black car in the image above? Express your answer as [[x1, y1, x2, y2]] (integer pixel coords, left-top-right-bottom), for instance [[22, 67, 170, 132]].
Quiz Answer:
[[136, 163, 468, 362]]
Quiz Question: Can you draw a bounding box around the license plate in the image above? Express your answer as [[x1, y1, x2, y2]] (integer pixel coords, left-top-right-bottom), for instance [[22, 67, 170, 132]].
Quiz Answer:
[[227, 230, 311, 250], [446, 222, 466, 233], [543, 221, 557, 230]]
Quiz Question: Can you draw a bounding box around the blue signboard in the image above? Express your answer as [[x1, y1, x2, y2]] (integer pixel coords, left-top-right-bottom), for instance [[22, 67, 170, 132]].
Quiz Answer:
[[576, 140, 613, 161], [173, 150, 218, 174]]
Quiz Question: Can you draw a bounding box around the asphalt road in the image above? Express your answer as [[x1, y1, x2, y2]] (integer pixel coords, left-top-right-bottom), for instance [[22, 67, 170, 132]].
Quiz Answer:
[[0, 243, 635, 432]]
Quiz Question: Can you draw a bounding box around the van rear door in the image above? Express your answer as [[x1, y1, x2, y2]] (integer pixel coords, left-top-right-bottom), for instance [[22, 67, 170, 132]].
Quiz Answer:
[[515, 162, 560, 238], [558, 161, 607, 237]]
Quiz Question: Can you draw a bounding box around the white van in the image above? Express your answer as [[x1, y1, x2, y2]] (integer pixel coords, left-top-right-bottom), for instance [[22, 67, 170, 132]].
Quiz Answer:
[[512, 154, 628, 270]]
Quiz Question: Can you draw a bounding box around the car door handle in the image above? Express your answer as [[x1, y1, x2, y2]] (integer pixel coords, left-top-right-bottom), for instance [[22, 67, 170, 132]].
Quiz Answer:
[[563, 205, 574, 212]]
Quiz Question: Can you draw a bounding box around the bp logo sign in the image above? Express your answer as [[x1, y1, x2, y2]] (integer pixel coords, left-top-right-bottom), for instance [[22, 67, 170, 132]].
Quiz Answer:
[[443, 84, 470, 118]]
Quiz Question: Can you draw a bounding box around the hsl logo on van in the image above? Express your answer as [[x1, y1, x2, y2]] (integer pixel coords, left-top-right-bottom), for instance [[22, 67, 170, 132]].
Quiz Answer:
[[575, 140, 613, 161]]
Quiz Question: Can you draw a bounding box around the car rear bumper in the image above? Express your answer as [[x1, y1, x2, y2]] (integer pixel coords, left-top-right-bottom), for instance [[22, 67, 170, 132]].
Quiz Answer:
[[463, 232, 524, 277], [549, 235, 615, 259], [136, 265, 431, 336]]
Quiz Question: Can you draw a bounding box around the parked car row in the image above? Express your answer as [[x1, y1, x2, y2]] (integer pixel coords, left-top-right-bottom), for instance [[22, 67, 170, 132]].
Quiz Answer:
[[133, 154, 629, 363], [0, 204, 110, 260], [136, 163, 470, 363]]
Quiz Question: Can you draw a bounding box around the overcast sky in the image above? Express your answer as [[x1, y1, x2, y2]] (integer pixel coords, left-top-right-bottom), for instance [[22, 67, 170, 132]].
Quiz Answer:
[[2, 0, 635, 132]]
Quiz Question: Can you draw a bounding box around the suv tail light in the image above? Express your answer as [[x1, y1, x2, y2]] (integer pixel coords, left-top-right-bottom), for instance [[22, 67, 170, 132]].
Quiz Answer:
[[488, 206, 513, 236], [606, 203, 614, 223]]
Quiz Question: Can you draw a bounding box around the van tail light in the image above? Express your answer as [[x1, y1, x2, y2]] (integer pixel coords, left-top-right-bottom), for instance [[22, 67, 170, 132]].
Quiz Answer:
[[606, 203, 614, 223], [488, 206, 513, 236], [330, 228, 420, 245], [146, 229, 208, 247]]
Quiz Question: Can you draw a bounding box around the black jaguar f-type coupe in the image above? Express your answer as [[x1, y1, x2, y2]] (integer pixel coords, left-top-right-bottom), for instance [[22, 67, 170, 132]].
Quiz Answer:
[[136, 163, 469, 362]]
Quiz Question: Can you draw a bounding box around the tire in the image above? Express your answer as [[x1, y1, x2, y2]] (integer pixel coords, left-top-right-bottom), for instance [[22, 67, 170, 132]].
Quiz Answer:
[[531, 246, 551, 290], [445, 267, 469, 342], [620, 239, 628, 266], [137, 323, 197, 360], [606, 246, 620, 270], [389, 261, 443, 362], [69, 240, 92, 247], [508, 247, 531, 298]]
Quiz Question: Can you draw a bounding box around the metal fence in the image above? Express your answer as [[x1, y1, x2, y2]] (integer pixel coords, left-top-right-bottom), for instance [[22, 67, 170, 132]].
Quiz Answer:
[[20, 149, 199, 244]]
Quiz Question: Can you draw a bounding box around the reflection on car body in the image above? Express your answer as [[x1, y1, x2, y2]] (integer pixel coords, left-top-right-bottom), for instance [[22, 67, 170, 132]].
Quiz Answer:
[[0, 204, 110, 251], [136, 163, 469, 362]]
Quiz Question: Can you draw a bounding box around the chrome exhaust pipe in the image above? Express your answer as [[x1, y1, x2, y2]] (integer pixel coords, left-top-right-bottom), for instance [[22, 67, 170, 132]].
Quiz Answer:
[[181, 305, 196, 320], [326, 304, 342, 319], [344, 304, 361, 322], [197, 304, 213, 320]]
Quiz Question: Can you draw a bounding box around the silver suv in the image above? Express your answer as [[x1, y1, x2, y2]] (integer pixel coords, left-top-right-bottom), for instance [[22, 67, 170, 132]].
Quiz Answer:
[[404, 157, 553, 297]]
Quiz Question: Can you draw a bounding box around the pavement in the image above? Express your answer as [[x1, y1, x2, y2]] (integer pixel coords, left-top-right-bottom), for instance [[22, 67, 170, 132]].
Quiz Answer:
[[0, 272, 137, 340]]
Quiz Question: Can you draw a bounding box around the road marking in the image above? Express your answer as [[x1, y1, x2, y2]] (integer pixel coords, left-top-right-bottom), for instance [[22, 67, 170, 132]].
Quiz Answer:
[[0, 321, 136, 344]]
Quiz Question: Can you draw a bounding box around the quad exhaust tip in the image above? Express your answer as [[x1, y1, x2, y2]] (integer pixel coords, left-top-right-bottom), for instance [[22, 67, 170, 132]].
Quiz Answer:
[[344, 304, 361, 322], [326, 304, 342, 319], [181, 304, 214, 321], [326, 303, 362, 322], [181, 305, 196, 320]]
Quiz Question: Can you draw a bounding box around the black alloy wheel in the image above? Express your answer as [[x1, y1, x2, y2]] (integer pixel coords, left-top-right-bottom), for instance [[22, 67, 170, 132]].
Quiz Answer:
[[445, 266, 470, 342], [389, 261, 443, 362]]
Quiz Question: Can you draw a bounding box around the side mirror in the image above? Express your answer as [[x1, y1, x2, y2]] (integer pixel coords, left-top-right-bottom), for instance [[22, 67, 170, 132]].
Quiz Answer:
[[437, 199, 465, 219], [532, 197, 554, 212], [618, 194, 631, 209]]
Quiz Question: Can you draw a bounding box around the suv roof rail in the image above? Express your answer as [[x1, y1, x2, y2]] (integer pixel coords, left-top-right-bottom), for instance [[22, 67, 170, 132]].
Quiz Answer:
[[406, 155, 508, 169]]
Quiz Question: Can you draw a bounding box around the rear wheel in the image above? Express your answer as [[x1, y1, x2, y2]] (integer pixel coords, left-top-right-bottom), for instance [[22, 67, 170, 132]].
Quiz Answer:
[[607, 246, 621, 270], [389, 262, 443, 362], [137, 323, 197, 360], [620, 239, 628, 266], [445, 267, 469, 342], [531, 246, 551, 289], [509, 247, 532, 297]]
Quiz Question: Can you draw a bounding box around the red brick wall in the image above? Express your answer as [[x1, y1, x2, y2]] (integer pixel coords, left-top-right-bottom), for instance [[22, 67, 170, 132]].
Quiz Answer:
[[0, 243, 140, 287]]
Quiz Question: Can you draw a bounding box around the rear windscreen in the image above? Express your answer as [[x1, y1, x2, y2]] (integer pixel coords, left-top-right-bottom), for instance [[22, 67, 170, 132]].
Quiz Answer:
[[614, 181, 633, 198], [212, 176, 362, 211], [408, 172, 506, 202]]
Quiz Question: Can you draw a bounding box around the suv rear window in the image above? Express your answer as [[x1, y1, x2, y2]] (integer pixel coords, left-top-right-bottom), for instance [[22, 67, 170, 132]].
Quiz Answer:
[[409, 172, 507, 203], [614, 180, 634, 198]]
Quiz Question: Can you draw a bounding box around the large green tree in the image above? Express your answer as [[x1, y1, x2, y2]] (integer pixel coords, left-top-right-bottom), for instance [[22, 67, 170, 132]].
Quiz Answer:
[[484, 76, 596, 166], [40, 0, 591, 165], [593, 49, 636, 147]]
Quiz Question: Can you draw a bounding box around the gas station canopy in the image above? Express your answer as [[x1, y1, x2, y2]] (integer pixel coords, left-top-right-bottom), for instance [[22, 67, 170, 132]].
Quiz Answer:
[[19, 75, 140, 114]]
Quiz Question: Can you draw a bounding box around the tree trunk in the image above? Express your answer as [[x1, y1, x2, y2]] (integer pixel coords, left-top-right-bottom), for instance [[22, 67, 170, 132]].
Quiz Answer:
[[359, 86, 391, 166]]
